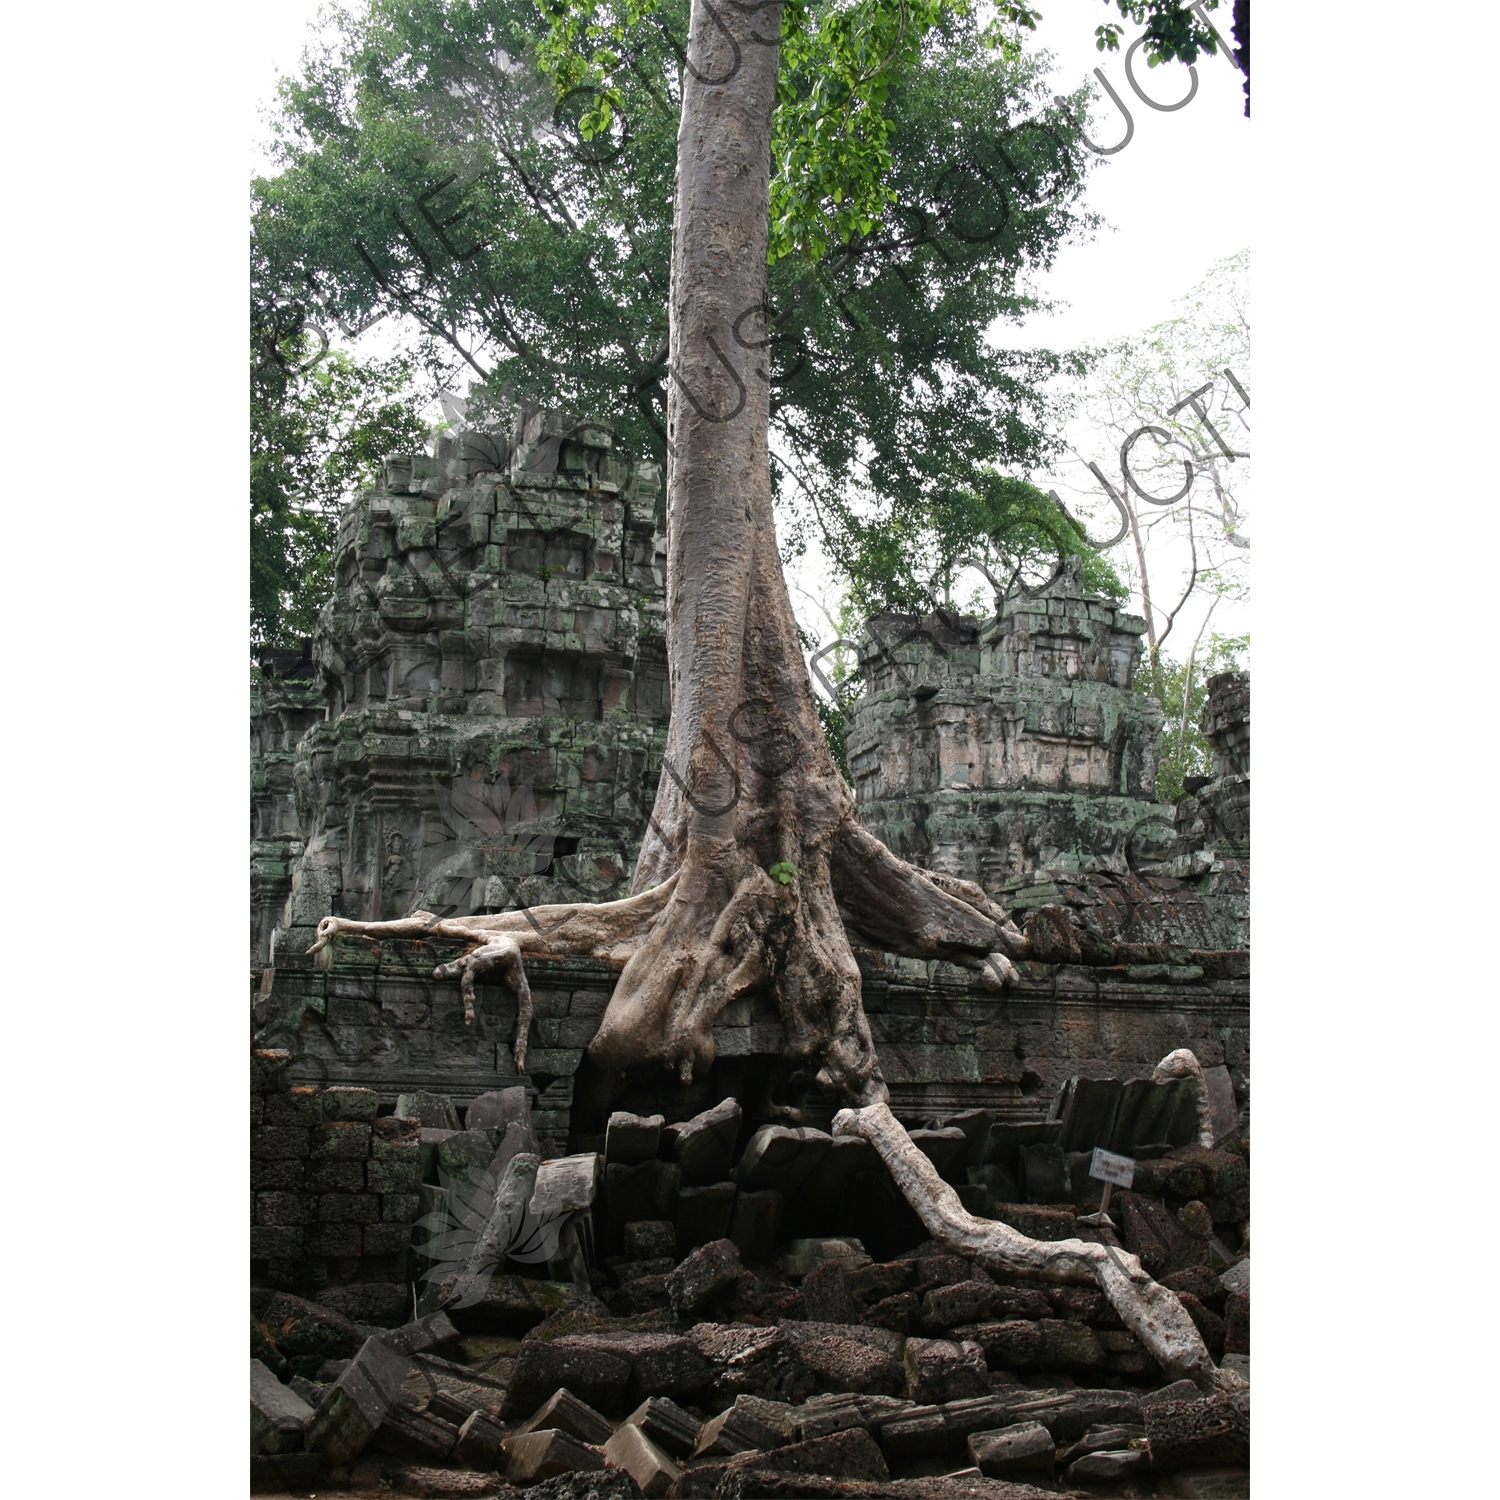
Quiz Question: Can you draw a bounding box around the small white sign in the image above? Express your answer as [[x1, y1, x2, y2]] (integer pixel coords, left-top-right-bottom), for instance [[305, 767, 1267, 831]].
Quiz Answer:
[[1089, 1148, 1136, 1188]]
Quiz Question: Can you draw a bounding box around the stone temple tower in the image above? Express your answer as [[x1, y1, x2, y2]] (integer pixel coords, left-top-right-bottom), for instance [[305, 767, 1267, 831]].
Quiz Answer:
[[844, 562, 1169, 893]]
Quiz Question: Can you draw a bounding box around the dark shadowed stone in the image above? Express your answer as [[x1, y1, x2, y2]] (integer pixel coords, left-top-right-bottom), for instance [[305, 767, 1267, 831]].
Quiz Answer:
[[1039, 1320, 1105, 1374], [370, 1312, 461, 1360], [503, 1336, 633, 1417], [608, 1112, 666, 1166], [802, 1260, 856, 1324], [1224, 1291, 1248, 1354], [902, 1338, 991, 1404], [465, 1085, 530, 1134], [398, 1092, 461, 1131], [1116, 1193, 1203, 1277], [251, 1359, 315, 1454], [966, 1163, 1020, 1208], [1017, 1145, 1072, 1205], [964, 1320, 1043, 1372], [625, 1221, 677, 1260], [989, 1205, 1078, 1242], [908, 1128, 969, 1180], [1058, 1077, 1124, 1154], [443, 1273, 609, 1337], [1156, 1468, 1251, 1497], [1144, 1394, 1249, 1473], [1173, 1293, 1225, 1361], [666, 1238, 744, 1316], [734, 1127, 832, 1195], [523, 1471, 645, 1500], [371, 1393, 461, 1464], [261, 1293, 364, 1365], [666, 1098, 743, 1186], [850, 1261, 916, 1306], [608, 1161, 683, 1253], [967, 1420, 1055, 1480], [677, 1182, 738, 1252], [1161, 1266, 1225, 1312], [862, 1291, 921, 1336], [728, 1189, 784, 1264]]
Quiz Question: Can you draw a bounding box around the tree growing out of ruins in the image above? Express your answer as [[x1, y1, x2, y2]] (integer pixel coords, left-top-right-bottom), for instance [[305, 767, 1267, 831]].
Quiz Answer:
[[305, 0, 1244, 1391]]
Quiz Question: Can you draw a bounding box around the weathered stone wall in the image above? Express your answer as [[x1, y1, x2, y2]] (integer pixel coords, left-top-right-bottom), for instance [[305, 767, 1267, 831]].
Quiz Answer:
[[260, 410, 672, 971], [256, 936, 1247, 1145], [251, 1049, 421, 1322], [846, 573, 1169, 891]]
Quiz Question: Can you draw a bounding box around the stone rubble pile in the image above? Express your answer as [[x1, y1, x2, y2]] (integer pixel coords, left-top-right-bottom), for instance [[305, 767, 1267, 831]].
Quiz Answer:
[[254, 1072, 1248, 1497]]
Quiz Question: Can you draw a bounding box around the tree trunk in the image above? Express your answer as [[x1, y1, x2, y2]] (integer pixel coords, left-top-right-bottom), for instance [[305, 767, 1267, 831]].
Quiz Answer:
[[308, 0, 1026, 1109]]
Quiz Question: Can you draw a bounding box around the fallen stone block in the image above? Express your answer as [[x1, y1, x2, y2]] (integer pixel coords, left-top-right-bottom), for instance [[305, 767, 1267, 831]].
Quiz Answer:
[[514, 1386, 615, 1446], [420, 1129, 459, 1182], [436, 1129, 497, 1188], [1005, 1388, 1145, 1444], [376, 1312, 463, 1360], [862, 1291, 921, 1336], [445, 1274, 609, 1336], [251, 1358, 315, 1454], [1158, 1467, 1251, 1497], [593, 1331, 714, 1403], [465, 1085, 531, 1134], [665, 1098, 742, 1186], [608, 1161, 683, 1253], [504, 1427, 607, 1485], [489, 1119, 541, 1180], [791, 1392, 913, 1443], [693, 1402, 783, 1458], [778, 1320, 903, 1357], [1224, 1291, 1248, 1354], [1145, 1394, 1249, 1473], [801, 1260, 855, 1325], [676, 1182, 738, 1252], [726, 1427, 889, 1485], [252, 1319, 288, 1379], [605, 1421, 682, 1497], [734, 1126, 832, 1196], [454, 1408, 507, 1469], [778, 1236, 871, 1279], [318, 1282, 410, 1326], [503, 1337, 633, 1417], [968, 1421, 1055, 1480], [525, 1472, 646, 1500], [797, 1334, 905, 1396], [987, 1204, 1077, 1243], [425, 1388, 480, 1425], [1218, 1258, 1249, 1297], [1070, 1447, 1149, 1485], [688, 1323, 815, 1405], [1174, 1293, 1225, 1361], [625, 1396, 702, 1459], [261, 1293, 364, 1367], [961, 1320, 1042, 1371], [1039, 1319, 1105, 1374], [398, 1092, 461, 1131], [1056, 1421, 1148, 1470], [389, 1465, 497, 1497], [727, 1189, 783, 1265], [370, 1393, 461, 1464], [624, 1220, 676, 1260], [666, 1237, 744, 1316], [902, 1338, 991, 1404], [249, 1452, 322, 1492], [920, 1280, 998, 1333], [305, 1334, 411, 1464], [909, 1127, 969, 1180], [609, 1273, 674, 1317], [608, 1111, 666, 1166]]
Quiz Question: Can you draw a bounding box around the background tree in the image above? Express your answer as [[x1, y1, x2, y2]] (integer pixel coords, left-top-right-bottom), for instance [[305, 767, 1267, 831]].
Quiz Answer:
[[251, 310, 431, 652]]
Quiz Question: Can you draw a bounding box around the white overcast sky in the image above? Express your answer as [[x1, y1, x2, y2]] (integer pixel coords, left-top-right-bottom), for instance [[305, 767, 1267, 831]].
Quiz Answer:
[[250, 0, 1250, 657]]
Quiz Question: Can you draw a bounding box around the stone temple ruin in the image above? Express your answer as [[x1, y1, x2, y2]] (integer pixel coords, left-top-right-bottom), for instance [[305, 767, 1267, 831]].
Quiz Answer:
[[251, 411, 1251, 1496]]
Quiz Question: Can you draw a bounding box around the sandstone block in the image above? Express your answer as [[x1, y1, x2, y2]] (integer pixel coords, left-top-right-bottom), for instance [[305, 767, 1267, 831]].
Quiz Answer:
[[397, 1092, 461, 1131], [666, 1237, 743, 1316], [464, 1085, 531, 1134], [251, 1358, 315, 1454], [606, 1110, 664, 1165], [603, 1420, 681, 1497], [902, 1337, 991, 1405], [692, 1403, 782, 1458], [675, 1182, 737, 1252], [734, 1126, 832, 1196], [968, 1420, 1055, 1480], [304, 1334, 410, 1464], [624, 1396, 701, 1459], [454, 1408, 506, 1469], [503, 1428, 605, 1485], [513, 1386, 614, 1446], [664, 1097, 742, 1185]]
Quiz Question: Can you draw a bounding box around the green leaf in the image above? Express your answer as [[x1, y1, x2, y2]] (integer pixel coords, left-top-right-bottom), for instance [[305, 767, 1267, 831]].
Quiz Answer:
[[768, 861, 799, 885]]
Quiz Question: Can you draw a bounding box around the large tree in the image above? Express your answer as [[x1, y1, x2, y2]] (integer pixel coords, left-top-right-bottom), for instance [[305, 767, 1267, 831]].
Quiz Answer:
[[305, 0, 1243, 1394], [253, 0, 1104, 619]]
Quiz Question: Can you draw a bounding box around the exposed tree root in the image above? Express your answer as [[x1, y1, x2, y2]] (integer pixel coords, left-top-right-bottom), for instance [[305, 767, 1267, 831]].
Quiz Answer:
[[833, 1100, 1248, 1395]]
